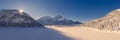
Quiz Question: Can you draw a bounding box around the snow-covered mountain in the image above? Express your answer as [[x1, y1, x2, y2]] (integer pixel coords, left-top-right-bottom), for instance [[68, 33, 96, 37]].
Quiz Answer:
[[37, 15, 82, 25], [0, 9, 44, 27], [82, 9, 120, 31]]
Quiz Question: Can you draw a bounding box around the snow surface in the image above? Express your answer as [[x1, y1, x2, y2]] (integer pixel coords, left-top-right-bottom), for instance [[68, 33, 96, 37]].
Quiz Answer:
[[48, 26, 120, 40], [0, 27, 72, 40], [1, 26, 120, 40], [116, 9, 120, 11]]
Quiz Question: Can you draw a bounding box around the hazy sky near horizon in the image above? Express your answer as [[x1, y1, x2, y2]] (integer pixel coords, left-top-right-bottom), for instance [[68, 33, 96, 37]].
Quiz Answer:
[[0, 0, 120, 22]]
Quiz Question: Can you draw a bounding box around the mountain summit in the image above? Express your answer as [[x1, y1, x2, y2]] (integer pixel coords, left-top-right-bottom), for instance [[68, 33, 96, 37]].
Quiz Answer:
[[82, 9, 120, 31], [0, 9, 43, 27], [37, 15, 82, 25]]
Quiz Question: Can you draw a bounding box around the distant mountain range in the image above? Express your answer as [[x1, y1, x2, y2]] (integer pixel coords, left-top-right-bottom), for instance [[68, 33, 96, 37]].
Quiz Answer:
[[3, 8, 120, 29], [37, 15, 82, 25], [82, 9, 120, 31], [0, 9, 43, 27]]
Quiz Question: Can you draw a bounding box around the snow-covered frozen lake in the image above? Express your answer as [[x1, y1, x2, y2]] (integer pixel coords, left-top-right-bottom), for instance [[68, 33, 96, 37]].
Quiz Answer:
[[0, 27, 72, 40]]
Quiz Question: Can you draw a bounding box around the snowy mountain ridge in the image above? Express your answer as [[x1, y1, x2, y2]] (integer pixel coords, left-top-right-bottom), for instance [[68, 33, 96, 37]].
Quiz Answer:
[[0, 9, 43, 27], [82, 9, 120, 31], [37, 15, 82, 25]]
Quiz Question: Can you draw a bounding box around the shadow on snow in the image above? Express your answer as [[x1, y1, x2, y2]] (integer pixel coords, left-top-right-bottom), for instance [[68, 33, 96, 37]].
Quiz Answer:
[[0, 27, 74, 40]]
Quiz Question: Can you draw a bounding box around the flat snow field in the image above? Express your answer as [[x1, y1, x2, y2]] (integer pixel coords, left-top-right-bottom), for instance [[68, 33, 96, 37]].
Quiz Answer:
[[48, 26, 120, 40], [1, 26, 120, 40], [0, 27, 72, 40]]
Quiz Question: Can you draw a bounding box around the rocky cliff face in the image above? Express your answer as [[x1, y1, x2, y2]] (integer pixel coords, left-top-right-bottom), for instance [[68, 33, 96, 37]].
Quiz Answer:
[[82, 9, 120, 31], [0, 9, 44, 27]]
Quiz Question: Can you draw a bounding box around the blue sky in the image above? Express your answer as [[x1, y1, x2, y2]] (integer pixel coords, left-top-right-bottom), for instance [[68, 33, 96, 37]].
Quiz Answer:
[[0, 0, 120, 22]]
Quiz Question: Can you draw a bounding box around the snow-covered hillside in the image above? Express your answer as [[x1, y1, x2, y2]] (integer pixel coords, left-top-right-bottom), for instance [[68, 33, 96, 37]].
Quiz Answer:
[[82, 9, 120, 31], [0, 9, 43, 27]]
